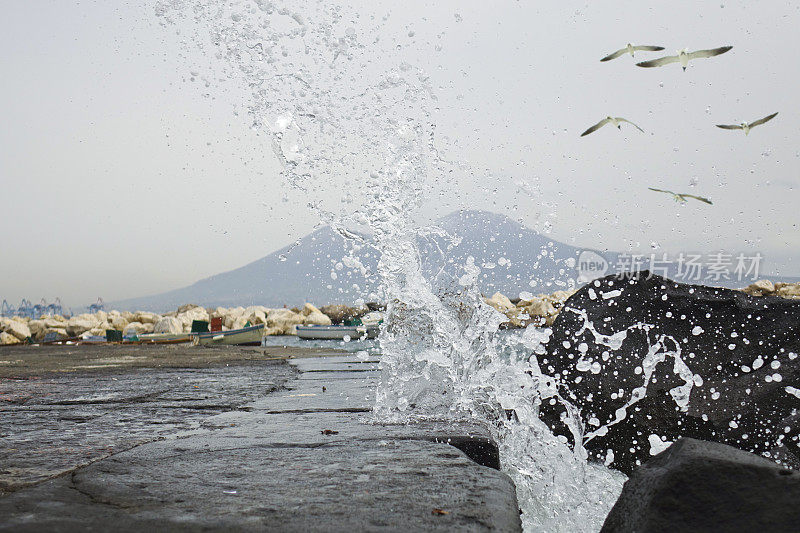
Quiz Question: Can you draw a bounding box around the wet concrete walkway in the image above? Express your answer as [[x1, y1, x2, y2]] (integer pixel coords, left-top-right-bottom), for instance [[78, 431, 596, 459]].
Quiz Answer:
[[0, 346, 521, 531]]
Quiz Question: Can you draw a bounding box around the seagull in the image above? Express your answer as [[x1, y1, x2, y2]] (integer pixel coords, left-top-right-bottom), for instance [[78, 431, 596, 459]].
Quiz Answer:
[[636, 46, 732, 71], [581, 116, 644, 137], [648, 187, 712, 205], [716, 112, 778, 135], [600, 43, 665, 62]]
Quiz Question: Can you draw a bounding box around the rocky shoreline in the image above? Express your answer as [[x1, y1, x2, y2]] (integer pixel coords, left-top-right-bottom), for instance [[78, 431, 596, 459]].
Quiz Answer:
[[2, 279, 799, 345], [482, 278, 800, 329], [0, 303, 373, 345]]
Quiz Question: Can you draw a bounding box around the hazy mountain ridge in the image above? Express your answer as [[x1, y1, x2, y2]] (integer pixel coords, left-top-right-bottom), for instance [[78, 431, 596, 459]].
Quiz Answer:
[[109, 210, 798, 312]]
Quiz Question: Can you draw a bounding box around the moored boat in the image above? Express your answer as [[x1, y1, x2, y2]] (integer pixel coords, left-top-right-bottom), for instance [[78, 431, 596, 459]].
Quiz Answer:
[[192, 323, 264, 346], [135, 332, 193, 344], [295, 324, 378, 340]]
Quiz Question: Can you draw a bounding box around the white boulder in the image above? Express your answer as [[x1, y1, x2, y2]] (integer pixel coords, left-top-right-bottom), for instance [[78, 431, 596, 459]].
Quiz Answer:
[[0, 331, 21, 345], [66, 314, 100, 337], [2, 318, 32, 341], [110, 315, 128, 330], [28, 320, 46, 341], [176, 306, 210, 331], [484, 292, 516, 314], [266, 308, 305, 335], [223, 307, 246, 329], [153, 316, 183, 334], [775, 282, 800, 299], [123, 322, 149, 335], [134, 311, 160, 325]]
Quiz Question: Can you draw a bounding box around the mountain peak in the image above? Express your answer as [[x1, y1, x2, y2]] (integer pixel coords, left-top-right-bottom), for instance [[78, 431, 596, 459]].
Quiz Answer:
[[110, 210, 585, 311]]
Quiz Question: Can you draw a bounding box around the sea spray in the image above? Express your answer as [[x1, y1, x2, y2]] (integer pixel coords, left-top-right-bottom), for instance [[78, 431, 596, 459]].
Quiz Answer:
[[156, 2, 627, 529]]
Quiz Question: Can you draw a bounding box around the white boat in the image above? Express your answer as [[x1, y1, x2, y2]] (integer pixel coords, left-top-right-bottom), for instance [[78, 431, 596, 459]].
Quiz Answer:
[[135, 332, 193, 344], [295, 324, 378, 340], [192, 324, 264, 346]]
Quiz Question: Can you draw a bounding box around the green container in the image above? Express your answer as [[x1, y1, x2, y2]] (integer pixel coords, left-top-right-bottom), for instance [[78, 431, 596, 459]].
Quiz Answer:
[[106, 329, 123, 342], [191, 320, 210, 333]]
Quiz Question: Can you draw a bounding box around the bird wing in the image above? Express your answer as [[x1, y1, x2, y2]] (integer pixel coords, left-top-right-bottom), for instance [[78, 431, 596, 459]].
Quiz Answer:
[[716, 124, 743, 130], [636, 55, 680, 68], [600, 48, 627, 62], [648, 187, 674, 195], [616, 118, 644, 133], [749, 112, 778, 128], [581, 118, 611, 137], [683, 194, 713, 205], [632, 45, 665, 52], [687, 46, 733, 60]]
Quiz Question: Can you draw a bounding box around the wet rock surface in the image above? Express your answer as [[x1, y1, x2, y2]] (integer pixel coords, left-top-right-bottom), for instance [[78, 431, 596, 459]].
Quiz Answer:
[[543, 272, 800, 474], [601, 438, 800, 533], [0, 346, 521, 531], [0, 345, 299, 493]]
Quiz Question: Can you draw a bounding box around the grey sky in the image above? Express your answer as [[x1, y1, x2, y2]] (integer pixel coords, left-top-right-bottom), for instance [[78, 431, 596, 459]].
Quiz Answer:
[[1, 1, 798, 308]]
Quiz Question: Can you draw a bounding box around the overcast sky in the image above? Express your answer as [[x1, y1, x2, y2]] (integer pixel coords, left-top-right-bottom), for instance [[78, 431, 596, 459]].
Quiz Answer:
[[1, 1, 798, 308]]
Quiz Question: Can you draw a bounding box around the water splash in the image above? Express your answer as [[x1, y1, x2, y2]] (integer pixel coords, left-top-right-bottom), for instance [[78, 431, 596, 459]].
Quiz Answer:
[[156, 2, 624, 529]]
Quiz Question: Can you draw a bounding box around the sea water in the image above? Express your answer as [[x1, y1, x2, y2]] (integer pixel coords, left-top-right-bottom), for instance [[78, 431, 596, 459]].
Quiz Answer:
[[156, 2, 628, 529]]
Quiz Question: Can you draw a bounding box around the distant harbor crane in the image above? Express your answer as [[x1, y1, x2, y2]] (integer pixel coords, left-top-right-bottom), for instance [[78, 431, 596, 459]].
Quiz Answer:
[[0, 297, 67, 318], [88, 297, 105, 313]]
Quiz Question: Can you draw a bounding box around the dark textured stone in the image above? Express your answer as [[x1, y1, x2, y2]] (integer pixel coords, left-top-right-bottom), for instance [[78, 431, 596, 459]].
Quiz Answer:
[[542, 272, 800, 474], [601, 438, 800, 533]]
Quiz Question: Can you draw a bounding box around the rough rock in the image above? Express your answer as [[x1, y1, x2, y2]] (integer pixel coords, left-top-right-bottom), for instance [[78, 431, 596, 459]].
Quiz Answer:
[[27, 320, 46, 341], [123, 322, 149, 336], [152, 316, 183, 335], [365, 301, 385, 312], [1, 319, 31, 341], [175, 306, 209, 331], [208, 307, 228, 320], [242, 306, 269, 326], [319, 304, 366, 324], [223, 307, 246, 329], [0, 331, 21, 345], [301, 303, 332, 326], [517, 297, 557, 326], [543, 272, 800, 474], [267, 308, 305, 335], [485, 290, 575, 328], [776, 282, 800, 299], [66, 315, 100, 337], [42, 327, 68, 341], [133, 311, 160, 325], [742, 279, 775, 296], [175, 303, 199, 314], [484, 292, 516, 314], [109, 315, 128, 331], [43, 317, 67, 329], [231, 316, 249, 330], [601, 438, 800, 532], [245, 311, 266, 325]]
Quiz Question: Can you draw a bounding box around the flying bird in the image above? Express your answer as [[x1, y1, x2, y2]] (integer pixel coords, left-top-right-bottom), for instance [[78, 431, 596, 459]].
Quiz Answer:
[[581, 116, 644, 137], [648, 187, 712, 205], [600, 43, 665, 62], [716, 112, 778, 135], [636, 46, 732, 71]]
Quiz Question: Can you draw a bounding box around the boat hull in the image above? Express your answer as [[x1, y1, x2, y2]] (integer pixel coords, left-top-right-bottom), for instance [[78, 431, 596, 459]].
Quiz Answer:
[[192, 324, 265, 346], [295, 325, 378, 340]]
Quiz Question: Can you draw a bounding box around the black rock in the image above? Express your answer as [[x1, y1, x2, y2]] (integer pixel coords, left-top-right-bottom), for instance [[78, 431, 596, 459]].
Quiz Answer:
[[542, 272, 800, 474], [601, 438, 800, 533]]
